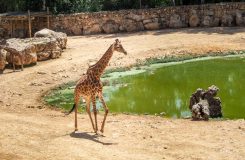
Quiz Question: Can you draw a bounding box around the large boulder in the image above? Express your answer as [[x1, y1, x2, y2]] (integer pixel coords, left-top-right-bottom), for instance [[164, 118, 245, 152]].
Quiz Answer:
[[83, 24, 102, 35], [202, 16, 219, 27], [0, 29, 67, 72], [121, 19, 144, 32], [0, 49, 7, 73], [34, 28, 67, 49], [31, 37, 62, 61], [236, 10, 245, 26], [144, 22, 160, 30], [221, 14, 234, 27], [126, 13, 142, 22], [71, 26, 82, 35], [2, 35, 63, 64], [3, 38, 37, 66], [102, 20, 119, 33], [169, 14, 183, 28], [189, 15, 200, 27]]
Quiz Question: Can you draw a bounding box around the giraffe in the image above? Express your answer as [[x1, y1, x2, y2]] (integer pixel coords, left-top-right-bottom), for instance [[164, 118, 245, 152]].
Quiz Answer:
[[67, 39, 127, 133]]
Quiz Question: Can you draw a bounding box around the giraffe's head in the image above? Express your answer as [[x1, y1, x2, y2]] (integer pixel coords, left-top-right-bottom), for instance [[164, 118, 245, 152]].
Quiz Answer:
[[114, 39, 127, 55]]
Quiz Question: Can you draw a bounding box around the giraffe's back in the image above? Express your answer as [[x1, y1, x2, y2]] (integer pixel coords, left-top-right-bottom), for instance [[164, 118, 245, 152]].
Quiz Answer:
[[75, 74, 102, 97]]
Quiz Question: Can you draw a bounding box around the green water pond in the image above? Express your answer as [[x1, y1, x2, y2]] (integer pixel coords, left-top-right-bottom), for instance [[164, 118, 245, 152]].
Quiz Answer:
[[45, 56, 245, 119]]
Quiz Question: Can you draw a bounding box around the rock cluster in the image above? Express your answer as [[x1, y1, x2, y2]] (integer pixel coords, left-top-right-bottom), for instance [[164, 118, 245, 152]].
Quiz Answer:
[[0, 29, 67, 73], [189, 85, 222, 120]]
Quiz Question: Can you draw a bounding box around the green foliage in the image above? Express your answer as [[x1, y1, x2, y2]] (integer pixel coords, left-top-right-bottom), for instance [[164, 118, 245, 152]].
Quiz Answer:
[[101, 0, 173, 10], [102, 50, 245, 76], [0, 0, 244, 13], [48, 0, 102, 14], [0, 0, 103, 13]]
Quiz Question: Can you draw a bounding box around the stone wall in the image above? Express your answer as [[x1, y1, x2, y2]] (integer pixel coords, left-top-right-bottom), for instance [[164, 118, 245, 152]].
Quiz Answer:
[[51, 2, 245, 35], [0, 2, 245, 38]]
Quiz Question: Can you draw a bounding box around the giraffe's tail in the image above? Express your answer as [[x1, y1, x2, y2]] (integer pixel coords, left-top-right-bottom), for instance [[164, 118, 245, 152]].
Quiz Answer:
[[65, 103, 76, 115]]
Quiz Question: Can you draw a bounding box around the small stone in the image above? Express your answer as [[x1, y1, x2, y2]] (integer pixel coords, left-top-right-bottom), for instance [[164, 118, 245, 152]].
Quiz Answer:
[[37, 71, 46, 75], [183, 116, 191, 119], [62, 75, 69, 78], [164, 147, 167, 149], [150, 135, 153, 138], [37, 105, 43, 109], [27, 105, 35, 108], [160, 112, 166, 116], [30, 82, 42, 86]]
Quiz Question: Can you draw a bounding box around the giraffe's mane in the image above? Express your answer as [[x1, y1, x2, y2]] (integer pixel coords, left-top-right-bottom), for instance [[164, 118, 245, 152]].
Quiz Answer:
[[87, 42, 115, 70]]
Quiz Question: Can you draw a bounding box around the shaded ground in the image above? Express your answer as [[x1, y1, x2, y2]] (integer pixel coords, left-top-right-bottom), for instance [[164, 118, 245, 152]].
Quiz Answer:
[[0, 27, 244, 160]]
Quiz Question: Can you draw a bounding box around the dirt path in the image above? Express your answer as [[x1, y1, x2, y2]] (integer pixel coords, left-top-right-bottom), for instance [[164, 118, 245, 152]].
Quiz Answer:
[[0, 27, 245, 160]]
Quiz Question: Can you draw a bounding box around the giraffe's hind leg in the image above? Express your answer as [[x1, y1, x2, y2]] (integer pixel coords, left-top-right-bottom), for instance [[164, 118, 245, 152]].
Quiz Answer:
[[92, 96, 98, 133], [98, 93, 109, 133], [85, 97, 96, 133], [74, 95, 80, 131], [74, 103, 78, 131]]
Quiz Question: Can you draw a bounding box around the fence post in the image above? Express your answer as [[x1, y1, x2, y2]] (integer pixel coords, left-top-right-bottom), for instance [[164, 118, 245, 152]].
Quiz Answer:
[[47, 7, 50, 29], [28, 10, 32, 38]]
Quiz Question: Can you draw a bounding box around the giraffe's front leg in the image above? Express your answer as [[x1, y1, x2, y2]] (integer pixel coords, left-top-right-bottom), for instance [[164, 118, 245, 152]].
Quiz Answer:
[[92, 96, 98, 134]]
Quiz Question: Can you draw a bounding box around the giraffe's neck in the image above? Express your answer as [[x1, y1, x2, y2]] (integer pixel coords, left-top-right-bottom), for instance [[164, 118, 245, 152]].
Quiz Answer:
[[87, 43, 115, 79]]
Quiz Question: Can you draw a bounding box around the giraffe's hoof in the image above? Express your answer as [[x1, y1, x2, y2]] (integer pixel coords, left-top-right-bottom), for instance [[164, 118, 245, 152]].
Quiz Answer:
[[75, 128, 78, 131], [100, 129, 104, 133]]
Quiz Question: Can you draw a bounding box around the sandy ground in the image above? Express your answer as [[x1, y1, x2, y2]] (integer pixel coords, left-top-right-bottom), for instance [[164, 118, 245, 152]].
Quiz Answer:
[[0, 27, 245, 160]]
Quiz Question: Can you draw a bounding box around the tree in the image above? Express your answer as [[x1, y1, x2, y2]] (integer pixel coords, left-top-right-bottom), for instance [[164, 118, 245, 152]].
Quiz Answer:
[[0, 0, 244, 13]]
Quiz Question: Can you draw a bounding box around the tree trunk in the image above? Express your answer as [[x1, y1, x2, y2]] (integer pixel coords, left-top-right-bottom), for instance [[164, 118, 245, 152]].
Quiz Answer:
[[42, 0, 46, 10], [172, 0, 176, 6]]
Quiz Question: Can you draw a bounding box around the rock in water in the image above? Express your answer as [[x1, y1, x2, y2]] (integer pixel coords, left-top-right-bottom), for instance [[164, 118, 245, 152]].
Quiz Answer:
[[189, 85, 222, 120]]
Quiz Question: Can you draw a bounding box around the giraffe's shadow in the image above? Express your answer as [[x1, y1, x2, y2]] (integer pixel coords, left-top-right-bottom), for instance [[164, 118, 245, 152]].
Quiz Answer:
[[70, 131, 117, 145]]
